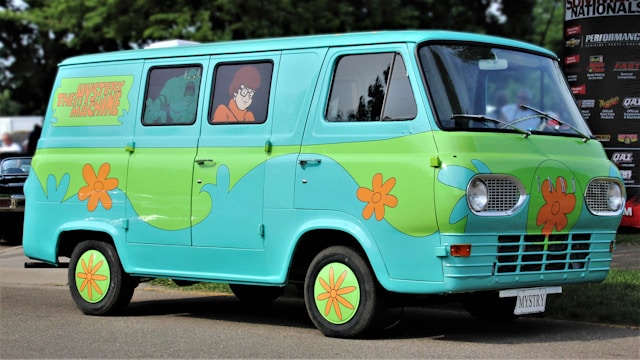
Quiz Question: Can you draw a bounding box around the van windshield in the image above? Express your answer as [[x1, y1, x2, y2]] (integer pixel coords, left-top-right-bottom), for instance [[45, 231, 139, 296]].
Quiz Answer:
[[418, 43, 592, 139]]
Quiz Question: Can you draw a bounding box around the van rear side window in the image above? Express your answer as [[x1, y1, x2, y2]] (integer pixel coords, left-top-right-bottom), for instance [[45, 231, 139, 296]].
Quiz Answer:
[[326, 53, 417, 122], [142, 65, 202, 125], [209, 62, 274, 124]]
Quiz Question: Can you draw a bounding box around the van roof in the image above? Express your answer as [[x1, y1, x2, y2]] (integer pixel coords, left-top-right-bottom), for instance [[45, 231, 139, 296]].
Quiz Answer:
[[59, 30, 556, 66]]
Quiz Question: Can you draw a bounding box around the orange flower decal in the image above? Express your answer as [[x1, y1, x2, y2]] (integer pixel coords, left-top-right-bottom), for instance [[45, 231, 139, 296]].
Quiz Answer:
[[356, 173, 398, 221], [316, 266, 356, 320], [77, 253, 107, 301], [536, 177, 576, 237], [78, 163, 119, 211]]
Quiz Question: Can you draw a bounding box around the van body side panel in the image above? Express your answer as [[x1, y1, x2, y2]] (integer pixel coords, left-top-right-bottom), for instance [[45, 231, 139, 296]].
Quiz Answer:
[[123, 244, 269, 283], [23, 61, 143, 263]]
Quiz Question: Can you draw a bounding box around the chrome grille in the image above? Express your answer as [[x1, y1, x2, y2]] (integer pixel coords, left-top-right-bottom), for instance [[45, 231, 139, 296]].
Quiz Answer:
[[485, 178, 521, 212], [469, 175, 525, 216], [585, 180, 611, 213], [496, 234, 591, 273]]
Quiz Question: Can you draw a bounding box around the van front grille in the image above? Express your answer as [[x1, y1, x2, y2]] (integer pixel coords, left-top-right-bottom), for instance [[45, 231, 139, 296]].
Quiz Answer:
[[496, 233, 591, 274]]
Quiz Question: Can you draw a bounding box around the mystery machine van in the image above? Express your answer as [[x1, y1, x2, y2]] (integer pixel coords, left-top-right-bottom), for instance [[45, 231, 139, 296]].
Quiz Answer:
[[23, 31, 625, 338]]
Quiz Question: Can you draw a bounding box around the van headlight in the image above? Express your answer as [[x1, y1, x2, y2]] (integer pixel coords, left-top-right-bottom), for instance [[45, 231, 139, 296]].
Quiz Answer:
[[467, 178, 488, 212], [607, 182, 624, 212], [585, 179, 626, 215]]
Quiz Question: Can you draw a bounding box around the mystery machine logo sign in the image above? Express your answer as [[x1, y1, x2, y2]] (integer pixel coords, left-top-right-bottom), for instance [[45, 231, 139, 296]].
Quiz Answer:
[[51, 76, 133, 126]]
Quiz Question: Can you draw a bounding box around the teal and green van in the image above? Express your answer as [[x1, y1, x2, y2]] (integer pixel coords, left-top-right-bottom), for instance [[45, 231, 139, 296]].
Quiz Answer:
[[23, 30, 625, 338]]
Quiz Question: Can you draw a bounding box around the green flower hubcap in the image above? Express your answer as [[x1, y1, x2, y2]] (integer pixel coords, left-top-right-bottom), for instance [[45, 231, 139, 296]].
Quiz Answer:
[[75, 249, 110, 303], [313, 262, 360, 324]]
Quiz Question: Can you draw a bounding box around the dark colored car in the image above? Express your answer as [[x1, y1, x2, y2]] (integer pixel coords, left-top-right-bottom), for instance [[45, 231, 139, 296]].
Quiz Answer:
[[0, 155, 31, 244]]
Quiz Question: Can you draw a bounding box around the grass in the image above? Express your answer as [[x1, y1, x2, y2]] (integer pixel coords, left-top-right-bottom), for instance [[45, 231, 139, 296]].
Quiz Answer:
[[616, 228, 640, 245], [148, 278, 231, 293], [545, 269, 640, 326]]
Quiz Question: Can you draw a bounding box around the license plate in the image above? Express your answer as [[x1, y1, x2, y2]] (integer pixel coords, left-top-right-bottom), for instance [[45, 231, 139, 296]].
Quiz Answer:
[[514, 288, 547, 315], [500, 287, 562, 315]]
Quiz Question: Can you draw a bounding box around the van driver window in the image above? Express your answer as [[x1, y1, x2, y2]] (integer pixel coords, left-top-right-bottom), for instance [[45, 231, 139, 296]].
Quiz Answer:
[[326, 53, 417, 122], [209, 62, 273, 124], [142, 65, 202, 125]]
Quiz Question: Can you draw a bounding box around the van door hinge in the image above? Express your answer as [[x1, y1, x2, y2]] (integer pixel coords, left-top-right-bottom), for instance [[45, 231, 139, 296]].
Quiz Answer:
[[264, 139, 272, 155], [120, 219, 129, 230], [259, 224, 265, 238], [430, 156, 441, 168], [125, 141, 135, 153]]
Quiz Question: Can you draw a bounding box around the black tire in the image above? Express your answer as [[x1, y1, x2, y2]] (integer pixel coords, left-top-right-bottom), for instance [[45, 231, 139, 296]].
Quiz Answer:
[[229, 284, 284, 303], [304, 246, 384, 338], [68, 240, 137, 315], [462, 291, 519, 322]]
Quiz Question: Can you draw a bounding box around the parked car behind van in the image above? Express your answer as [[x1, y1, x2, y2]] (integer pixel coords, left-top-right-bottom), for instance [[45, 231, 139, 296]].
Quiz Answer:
[[22, 30, 625, 338], [0, 156, 31, 244]]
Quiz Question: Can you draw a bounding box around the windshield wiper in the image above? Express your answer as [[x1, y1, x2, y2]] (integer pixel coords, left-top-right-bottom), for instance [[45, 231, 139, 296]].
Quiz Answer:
[[451, 114, 531, 138], [518, 104, 592, 142]]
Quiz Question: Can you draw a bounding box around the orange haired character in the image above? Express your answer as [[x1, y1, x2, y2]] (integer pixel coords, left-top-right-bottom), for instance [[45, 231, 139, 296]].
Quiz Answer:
[[212, 65, 261, 122]]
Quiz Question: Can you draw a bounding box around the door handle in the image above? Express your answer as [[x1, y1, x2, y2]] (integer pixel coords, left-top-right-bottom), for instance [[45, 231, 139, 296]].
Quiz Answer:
[[195, 159, 215, 165], [298, 158, 322, 167]]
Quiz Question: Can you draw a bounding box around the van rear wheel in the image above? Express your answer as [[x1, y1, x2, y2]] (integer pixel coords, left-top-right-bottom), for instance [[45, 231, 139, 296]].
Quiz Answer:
[[304, 246, 384, 338], [68, 240, 137, 315]]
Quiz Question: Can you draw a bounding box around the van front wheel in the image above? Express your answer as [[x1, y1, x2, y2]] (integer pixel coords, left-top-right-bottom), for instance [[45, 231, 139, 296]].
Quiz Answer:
[[68, 240, 137, 315], [304, 246, 383, 338]]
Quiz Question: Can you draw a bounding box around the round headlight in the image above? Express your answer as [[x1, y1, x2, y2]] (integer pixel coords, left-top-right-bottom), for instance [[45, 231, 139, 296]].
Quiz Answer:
[[607, 182, 624, 212], [467, 178, 488, 212]]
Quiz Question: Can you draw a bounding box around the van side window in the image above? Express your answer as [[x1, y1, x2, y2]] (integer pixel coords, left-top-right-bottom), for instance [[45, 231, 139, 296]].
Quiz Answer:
[[326, 53, 417, 122], [142, 65, 202, 125], [210, 62, 274, 124]]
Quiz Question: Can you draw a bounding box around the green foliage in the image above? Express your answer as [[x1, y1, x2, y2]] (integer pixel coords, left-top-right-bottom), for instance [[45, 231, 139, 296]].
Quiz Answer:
[[533, 0, 564, 55], [0, 89, 22, 115], [1, 0, 543, 115]]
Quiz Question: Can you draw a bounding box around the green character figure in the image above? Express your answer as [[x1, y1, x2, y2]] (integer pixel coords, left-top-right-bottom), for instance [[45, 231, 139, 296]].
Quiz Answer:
[[145, 68, 201, 124]]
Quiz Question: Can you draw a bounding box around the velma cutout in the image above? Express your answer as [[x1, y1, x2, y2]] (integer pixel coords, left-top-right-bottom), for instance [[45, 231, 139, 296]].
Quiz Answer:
[[212, 65, 261, 123]]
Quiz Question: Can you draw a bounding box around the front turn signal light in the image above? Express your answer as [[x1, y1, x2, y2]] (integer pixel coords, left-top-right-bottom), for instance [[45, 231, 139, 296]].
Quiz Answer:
[[450, 244, 472, 257]]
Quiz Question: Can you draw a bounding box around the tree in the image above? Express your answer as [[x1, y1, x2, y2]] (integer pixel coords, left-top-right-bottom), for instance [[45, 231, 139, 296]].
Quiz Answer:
[[534, 0, 564, 55], [1, 0, 537, 115]]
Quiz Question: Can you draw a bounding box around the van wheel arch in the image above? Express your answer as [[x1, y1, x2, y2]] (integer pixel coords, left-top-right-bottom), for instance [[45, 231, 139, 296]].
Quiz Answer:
[[288, 229, 369, 286], [58, 230, 116, 258]]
